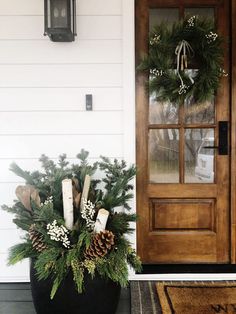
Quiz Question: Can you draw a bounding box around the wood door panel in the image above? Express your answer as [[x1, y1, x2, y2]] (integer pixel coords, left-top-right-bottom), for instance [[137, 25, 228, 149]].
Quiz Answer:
[[149, 0, 223, 6], [143, 233, 217, 263], [148, 184, 217, 198], [136, 0, 230, 264], [150, 199, 215, 231]]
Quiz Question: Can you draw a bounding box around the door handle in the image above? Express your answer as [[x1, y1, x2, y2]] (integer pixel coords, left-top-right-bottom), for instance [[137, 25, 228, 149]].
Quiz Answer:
[[203, 146, 218, 149], [203, 121, 228, 155]]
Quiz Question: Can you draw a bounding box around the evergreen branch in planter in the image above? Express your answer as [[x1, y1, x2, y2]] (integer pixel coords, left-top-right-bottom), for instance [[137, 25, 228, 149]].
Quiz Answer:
[[1, 150, 141, 299]]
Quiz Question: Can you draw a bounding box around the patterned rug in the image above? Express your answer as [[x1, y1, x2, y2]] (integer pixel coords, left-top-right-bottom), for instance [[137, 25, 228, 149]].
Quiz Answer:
[[131, 281, 236, 314]]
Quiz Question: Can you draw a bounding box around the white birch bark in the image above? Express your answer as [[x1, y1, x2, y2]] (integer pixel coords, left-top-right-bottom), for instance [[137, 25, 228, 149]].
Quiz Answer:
[[94, 208, 109, 233], [62, 179, 74, 230], [80, 174, 91, 212]]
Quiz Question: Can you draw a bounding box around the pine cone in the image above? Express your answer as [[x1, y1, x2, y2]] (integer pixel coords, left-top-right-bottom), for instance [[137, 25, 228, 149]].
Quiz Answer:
[[29, 224, 47, 252], [85, 230, 115, 259]]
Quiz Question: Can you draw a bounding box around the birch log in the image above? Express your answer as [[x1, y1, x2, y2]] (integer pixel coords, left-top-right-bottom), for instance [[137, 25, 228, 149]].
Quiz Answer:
[[62, 179, 74, 230], [80, 174, 91, 212], [94, 208, 109, 233]]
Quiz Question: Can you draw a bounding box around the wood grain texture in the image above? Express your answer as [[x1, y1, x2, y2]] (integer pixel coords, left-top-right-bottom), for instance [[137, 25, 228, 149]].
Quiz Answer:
[[148, 0, 223, 6], [231, 0, 236, 264], [136, 0, 149, 263], [151, 199, 215, 231], [136, 0, 230, 264]]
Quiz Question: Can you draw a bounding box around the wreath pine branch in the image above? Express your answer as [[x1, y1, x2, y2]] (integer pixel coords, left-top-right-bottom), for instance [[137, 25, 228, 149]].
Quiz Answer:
[[138, 15, 227, 104]]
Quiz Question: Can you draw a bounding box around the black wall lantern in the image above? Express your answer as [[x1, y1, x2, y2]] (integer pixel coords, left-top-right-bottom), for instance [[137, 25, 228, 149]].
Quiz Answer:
[[44, 0, 77, 42]]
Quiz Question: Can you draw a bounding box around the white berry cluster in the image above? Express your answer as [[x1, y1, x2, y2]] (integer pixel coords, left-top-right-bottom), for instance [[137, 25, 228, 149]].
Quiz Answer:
[[150, 68, 163, 76], [47, 220, 71, 248], [220, 68, 228, 77], [41, 196, 53, 207], [81, 198, 95, 230], [187, 16, 196, 27], [205, 31, 218, 43], [178, 84, 189, 95], [150, 34, 160, 45]]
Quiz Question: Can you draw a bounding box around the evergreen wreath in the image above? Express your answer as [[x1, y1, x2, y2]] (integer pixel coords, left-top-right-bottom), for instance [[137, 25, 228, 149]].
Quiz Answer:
[[1, 150, 141, 299], [138, 15, 227, 104]]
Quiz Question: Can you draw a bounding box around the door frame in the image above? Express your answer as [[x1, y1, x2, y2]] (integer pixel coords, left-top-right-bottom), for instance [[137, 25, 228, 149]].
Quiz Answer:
[[230, 0, 236, 264], [134, 0, 236, 269]]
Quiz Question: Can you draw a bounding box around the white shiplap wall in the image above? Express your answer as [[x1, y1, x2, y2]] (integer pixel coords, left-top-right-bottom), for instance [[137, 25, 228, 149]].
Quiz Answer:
[[1, 0, 234, 283], [0, 0, 130, 282]]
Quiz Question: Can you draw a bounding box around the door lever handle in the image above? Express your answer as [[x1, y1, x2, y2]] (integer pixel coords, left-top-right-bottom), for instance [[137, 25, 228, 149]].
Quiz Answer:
[[203, 146, 218, 149], [203, 121, 228, 155], [218, 121, 228, 155]]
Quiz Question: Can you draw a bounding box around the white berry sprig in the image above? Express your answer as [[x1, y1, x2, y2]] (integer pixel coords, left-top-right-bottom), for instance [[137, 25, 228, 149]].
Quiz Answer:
[[47, 220, 71, 248], [205, 31, 218, 43], [41, 195, 53, 207], [150, 68, 163, 77], [150, 34, 160, 46], [81, 198, 95, 230], [187, 16, 196, 27]]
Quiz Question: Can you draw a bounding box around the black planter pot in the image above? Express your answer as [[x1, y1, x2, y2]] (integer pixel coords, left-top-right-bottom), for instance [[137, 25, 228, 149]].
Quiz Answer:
[[30, 261, 121, 314]]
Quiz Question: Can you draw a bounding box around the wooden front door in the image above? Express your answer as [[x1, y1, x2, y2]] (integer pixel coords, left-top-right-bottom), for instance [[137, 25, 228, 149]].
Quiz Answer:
[[136, 0, 230, 263]]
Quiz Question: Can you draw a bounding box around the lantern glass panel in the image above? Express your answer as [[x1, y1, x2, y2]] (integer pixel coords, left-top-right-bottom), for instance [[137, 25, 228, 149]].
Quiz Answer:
[[50, 0, 69, 28]]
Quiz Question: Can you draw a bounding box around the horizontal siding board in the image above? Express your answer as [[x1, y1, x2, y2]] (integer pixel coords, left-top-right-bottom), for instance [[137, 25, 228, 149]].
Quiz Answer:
[[0, 0, 42, 15], [0, 16, 121, 40], [0, 0, 121, 16], [0, 111, 123, 134], [79, 0, 122, 15], [0, 88, 122, 111], [0, 229, 26, 253], [0, 135, 123, 159], [0, 40, 122, 64], [0, 212, 15, 230], [0, 183, 19, 205], [0, 0, 125, 283], [0, 64, 122, 87], [0, 254, 29, 281]]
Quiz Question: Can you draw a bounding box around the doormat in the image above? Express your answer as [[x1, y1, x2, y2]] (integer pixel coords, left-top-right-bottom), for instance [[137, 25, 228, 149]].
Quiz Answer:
[[156, 282, 236, 314]]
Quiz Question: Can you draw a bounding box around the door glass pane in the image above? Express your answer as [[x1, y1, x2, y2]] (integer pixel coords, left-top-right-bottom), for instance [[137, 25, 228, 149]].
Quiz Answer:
[[149, 98, 179, 124], [149, 9, 179, 29], [149, 129, 179, 183], [185, 8, 215, 19], [185, 96, 215, 124], [149, 9, 179, 125], [185, 128, 215, 183]]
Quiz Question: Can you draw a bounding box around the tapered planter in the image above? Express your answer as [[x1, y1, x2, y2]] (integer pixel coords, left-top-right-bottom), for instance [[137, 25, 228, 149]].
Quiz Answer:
[[30, 261, 121, 314]]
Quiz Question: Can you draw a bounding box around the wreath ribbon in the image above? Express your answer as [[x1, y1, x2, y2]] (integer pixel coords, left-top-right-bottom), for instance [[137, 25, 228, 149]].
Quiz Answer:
[[175, 40, 194, 94]]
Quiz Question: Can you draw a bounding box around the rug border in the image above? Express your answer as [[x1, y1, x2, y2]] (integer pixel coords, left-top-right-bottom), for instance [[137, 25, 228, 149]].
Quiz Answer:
[[156, 281, 236, 314]]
